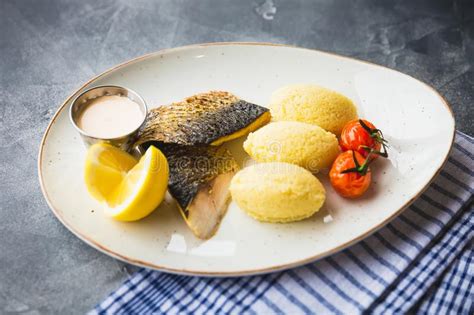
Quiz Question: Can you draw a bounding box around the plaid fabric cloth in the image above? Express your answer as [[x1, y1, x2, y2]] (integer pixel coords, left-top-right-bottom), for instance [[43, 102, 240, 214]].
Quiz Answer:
[[91, 132, 473, 315]]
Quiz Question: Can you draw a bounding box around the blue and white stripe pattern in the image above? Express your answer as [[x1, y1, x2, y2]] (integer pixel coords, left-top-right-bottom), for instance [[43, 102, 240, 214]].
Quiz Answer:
[[91, 132, 473, 315]]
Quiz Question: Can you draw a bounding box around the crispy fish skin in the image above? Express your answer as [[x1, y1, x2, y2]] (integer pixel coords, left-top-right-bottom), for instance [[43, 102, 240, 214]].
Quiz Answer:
[[136, 91, 270, 146], [136, 91, 267, 239], [146, 142, 239, 239]]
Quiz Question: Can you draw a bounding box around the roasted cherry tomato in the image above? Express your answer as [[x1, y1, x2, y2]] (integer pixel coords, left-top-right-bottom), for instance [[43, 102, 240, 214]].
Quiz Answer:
[[339, 119, 387, 159], [330, 150, 372, 198]]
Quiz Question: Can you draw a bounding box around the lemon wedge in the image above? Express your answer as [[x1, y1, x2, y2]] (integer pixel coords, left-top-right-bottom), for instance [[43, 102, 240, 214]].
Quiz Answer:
[[84, 143, 169, 221], [84, 143, 138, 202]]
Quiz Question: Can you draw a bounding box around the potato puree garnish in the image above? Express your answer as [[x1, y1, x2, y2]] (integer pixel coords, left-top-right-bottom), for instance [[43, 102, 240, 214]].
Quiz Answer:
[[244, 121, 340, 172], [230, 162, 326, 223], [269, 84, 357, 135]]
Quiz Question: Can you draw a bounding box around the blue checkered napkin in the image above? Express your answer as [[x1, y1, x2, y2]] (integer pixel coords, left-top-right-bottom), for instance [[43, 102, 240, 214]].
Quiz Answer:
[[90, 132, 473, 315], [417, 241, 473, 314]]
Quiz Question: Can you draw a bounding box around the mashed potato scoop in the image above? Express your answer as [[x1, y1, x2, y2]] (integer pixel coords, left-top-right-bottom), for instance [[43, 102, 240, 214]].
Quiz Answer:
[[230, 162, 326, 223], [243, 121, 340, 172], [270, 84, 357, 135]]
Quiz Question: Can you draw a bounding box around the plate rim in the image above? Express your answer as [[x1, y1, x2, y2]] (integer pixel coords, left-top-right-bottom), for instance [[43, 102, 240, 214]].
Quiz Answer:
[[38, 42, 456, 277]]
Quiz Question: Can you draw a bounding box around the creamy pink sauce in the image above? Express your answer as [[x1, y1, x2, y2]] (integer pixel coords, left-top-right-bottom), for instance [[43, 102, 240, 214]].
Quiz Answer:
[[78, 95, 143, 138]]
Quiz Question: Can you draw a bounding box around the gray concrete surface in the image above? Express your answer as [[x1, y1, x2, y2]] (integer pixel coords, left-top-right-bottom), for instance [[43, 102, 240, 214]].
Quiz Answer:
[[0, 0, 473, 313]]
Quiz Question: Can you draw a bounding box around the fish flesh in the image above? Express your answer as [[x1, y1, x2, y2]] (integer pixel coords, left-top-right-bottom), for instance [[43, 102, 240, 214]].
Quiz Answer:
[[145, 142, 239, 239], [136, 91, 269, 239], [136, 91, 270, 146]]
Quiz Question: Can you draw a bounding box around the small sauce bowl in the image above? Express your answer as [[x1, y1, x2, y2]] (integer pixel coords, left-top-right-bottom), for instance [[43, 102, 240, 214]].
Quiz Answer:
[[69, 85, 148, 152]]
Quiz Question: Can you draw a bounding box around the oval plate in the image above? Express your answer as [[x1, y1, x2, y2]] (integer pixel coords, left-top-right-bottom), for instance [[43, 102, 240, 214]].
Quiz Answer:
[[38, 43, 455, 276]]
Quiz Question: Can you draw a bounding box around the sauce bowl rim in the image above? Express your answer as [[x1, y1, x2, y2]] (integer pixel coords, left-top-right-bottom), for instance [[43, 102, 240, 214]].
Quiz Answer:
[[69, 85, 148, 141]]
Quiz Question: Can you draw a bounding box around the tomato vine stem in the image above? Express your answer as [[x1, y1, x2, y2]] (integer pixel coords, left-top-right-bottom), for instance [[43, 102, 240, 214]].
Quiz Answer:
[[359, 119, 389, 158], [341, 150, 374, 176]]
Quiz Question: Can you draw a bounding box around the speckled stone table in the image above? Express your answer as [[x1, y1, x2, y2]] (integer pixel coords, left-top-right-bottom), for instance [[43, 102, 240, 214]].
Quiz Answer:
[[0, 0, 472, 313]]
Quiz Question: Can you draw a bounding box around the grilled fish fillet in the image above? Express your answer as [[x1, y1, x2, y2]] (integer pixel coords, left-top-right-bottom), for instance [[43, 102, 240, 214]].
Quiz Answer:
[[146, 142, 239, 239], [136, 91, 270, 146]]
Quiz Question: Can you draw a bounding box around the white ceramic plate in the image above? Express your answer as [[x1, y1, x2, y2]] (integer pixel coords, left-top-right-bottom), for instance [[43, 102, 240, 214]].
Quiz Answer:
[[38, 43, 455, 276]]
